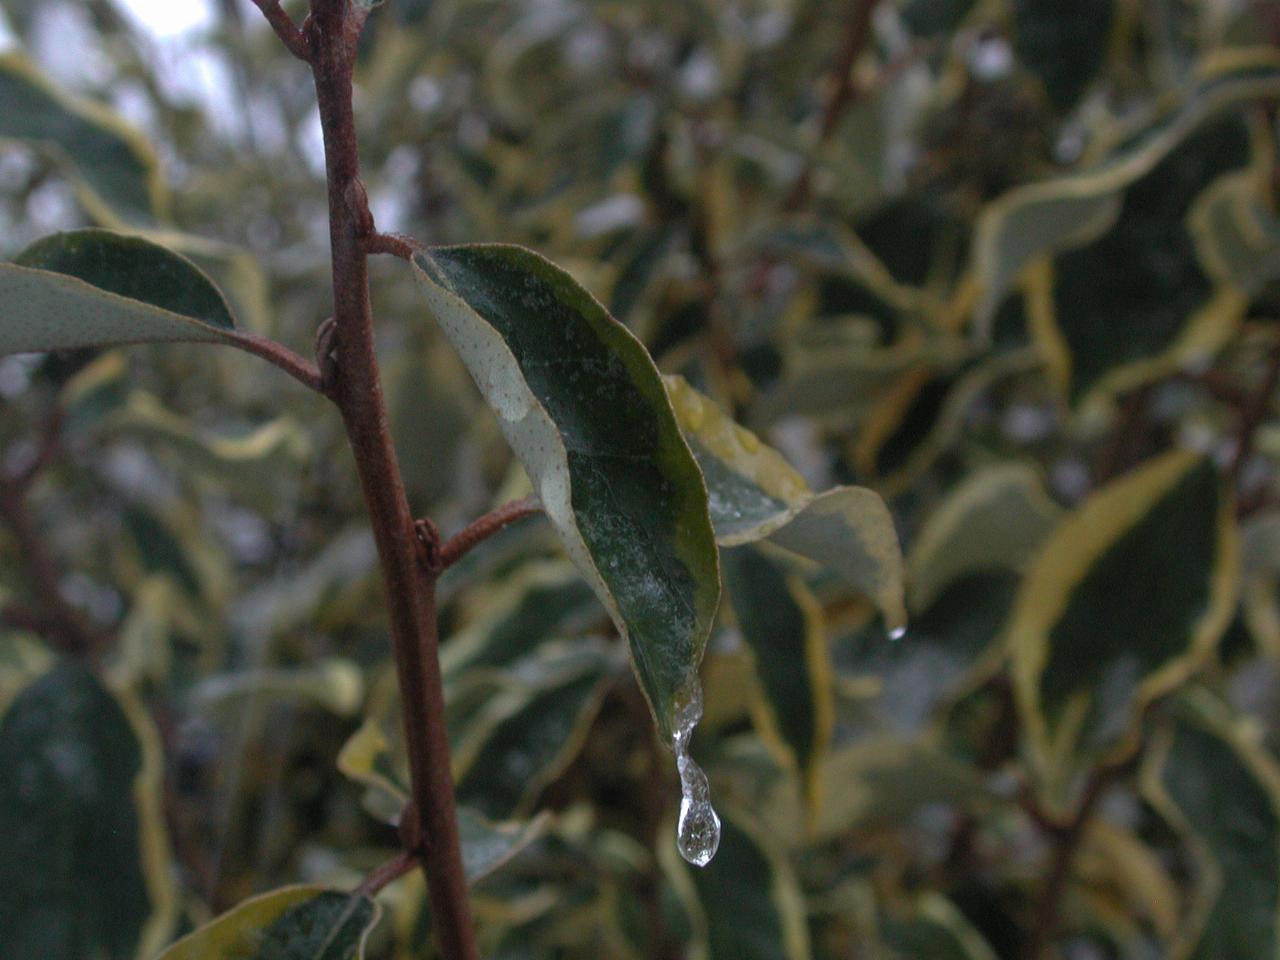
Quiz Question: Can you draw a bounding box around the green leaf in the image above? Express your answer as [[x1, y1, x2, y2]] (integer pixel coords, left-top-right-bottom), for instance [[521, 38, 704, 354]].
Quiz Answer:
[[723, 545, 833, 816], [156, 886, 380, 960], [439, 561, 602, 679], [840, 572, 1018, 735], [851, 349, 1040, 494], [762, 739, 990, 846], [410, 244, 720, 741], [974, 54, 1280, 337], [1012, 0, 1114, 111], [454, 645, 618, 819], [191, 659, 366, 717], [0, 230, 278, 361], [1026, 114, 1254, 408], [103, 393, 311, 504], [882, 893, 998, 960], [907, 462, 1062, 613], [0, 658, 175, 960], [1142, 692, 1280, 959], [665, 375, 906, 635], [0, 53, 163, 224], [1188, 167, 1280, 296], [1009, 452, 1239, 796], [669, 809, 811, 960]]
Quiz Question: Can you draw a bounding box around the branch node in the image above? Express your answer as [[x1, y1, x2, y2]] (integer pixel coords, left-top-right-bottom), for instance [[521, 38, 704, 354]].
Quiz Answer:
[[314, 317, 340, 396], [248, 0, 311, 61], [345, 177, 376, 240], [414, 518, 444, 575]]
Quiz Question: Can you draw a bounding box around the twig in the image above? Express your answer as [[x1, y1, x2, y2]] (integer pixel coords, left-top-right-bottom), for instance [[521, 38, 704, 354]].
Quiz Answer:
[[0, 476, 100, 657], [1231, 341, 1280, 480], [11, 407, 65, 490], [248, 0, 310, 61], [231, 331, 326, 394], [1023, 759, 1131, 959], [363, 232, 423, 260], [783, 0, 884, 211], [356, 850, 419, 897], [435, 498, 542, 570], [299, 2, 478, 957]]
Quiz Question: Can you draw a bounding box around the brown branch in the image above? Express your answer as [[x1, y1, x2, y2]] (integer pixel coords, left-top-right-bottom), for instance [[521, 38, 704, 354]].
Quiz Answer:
[[301, 3, 478, 958], [784, 0, 884, 211], [0, 477, 100, 658], [356, 850, 419, 897], [11, 407, 65, 490], [436, 498, 542, 570], [230, 331, 326, 394], [248, 0, 310, 61], [363, 232, 423, 260], [1023, 758, 1132, 960]]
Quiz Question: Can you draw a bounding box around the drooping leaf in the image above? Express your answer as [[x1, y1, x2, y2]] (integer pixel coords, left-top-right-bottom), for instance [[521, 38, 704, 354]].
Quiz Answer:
[[665, 374, 906, 634], [723, 545, 833, 816], [0, 53, 164, 224], [0, 231, 289, 367], [1009, 452, 1239, 794], [0, 657, 175, 960], [155, 886, 380, 960], [670, 809, 811, 960], [410, 244, 720, 741], [907, 462, 1062, 613], [1142, 692, 1280, 959]]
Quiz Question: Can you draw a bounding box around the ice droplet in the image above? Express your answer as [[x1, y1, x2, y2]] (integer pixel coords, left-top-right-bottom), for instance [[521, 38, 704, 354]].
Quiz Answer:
[[889, 625, 907, 642], [672, 685, 721, 867]]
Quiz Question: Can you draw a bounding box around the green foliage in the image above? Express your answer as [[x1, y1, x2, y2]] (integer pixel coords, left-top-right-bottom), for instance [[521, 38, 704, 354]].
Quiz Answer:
[[2, 1, 1280, 958]]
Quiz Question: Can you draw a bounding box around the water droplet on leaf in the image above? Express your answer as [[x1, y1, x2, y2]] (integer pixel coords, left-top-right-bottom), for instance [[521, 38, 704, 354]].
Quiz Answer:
[[889, 625, 906, 642], [672, 685, 721, 867]]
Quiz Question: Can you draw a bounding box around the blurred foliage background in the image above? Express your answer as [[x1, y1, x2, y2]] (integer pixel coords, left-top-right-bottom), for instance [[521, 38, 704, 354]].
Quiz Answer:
[[4, 0, 1280, 958]]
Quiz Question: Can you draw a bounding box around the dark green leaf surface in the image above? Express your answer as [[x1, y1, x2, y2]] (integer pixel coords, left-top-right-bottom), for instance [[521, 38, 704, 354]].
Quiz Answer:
[[682, 812, 810, 960], [411, 244, 720, 740], [1045, 116, 1251, 404], [1010, 452, 1238, 782], [1013, 0, 1114, 111], [18, 230, 235, 330], [455, 656, 613, 819], [724, 545, 831, 802], [0, 662, 169, 960], [1, 230, 248, 358], [0, 53, 161, 223], [1147, 695, 1280, 960], [157, 887, 379, 960]]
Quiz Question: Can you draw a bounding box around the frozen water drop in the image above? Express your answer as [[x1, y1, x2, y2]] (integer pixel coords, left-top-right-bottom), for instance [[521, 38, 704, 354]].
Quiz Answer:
[[671, 684, 721, 867], [889, 625, 907, 642], [677, 792, 721, 867]]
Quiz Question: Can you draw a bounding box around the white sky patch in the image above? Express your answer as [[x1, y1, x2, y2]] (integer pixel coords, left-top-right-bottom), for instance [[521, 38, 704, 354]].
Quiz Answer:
[[111, 0, 217, 40]]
